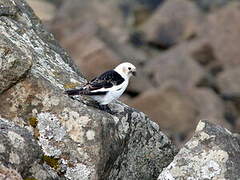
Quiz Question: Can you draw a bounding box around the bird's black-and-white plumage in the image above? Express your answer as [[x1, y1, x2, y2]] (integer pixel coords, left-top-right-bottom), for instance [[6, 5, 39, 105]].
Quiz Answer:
[[65, 62, 136, 109]]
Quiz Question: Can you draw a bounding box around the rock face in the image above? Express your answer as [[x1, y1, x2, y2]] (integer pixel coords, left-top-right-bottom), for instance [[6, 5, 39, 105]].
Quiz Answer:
[[0, 0, 176, 179], [0, 35, 32, 94], [128, 84, 198, 137], [0, 118, 42, 174], [158, 120, 240, 179], [0, 166, 23, 180]]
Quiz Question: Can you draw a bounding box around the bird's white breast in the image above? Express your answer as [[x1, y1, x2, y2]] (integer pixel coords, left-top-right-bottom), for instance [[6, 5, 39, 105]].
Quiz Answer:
[[92, 79, 129, 105]]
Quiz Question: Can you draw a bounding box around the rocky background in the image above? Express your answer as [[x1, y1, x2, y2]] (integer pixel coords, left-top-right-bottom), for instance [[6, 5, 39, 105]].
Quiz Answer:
[[1, 0, 240, 179], [26, 0, 240, 146]]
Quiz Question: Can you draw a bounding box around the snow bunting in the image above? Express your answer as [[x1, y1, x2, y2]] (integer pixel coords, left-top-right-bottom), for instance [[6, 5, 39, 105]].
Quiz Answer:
[[65, 62, 136, 112]]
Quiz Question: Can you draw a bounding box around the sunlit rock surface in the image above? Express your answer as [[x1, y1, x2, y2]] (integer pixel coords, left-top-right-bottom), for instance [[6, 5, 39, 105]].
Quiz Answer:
[[158, 120, 240, 180]]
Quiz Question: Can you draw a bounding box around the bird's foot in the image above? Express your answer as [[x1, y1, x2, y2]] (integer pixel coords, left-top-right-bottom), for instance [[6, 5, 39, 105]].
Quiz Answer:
[[99, 104, 115, 114]]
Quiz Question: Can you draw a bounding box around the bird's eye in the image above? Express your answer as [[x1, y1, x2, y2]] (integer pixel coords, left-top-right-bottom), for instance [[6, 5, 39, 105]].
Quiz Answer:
[[128, 67, 131, 70]]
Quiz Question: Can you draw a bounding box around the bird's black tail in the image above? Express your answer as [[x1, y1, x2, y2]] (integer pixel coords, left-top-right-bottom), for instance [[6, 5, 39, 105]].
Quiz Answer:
[[64, 88, 83, 96]]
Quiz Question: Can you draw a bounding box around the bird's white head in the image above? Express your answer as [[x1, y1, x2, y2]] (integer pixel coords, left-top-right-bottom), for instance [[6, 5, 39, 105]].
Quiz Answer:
[[114, 62, 136, 79]]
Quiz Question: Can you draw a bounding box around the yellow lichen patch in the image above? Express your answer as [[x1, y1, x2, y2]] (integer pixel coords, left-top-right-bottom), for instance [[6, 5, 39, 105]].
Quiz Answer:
[[28, 117, 38, 128], [24, 178, 38, 180], [42, 155, 59, 170], [63, 82, 80, 89]]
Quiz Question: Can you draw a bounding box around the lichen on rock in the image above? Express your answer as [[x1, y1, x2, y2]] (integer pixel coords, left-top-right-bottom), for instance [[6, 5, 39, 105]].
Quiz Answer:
[[158, 120, 240, 180], [37, 112, 66, 157]]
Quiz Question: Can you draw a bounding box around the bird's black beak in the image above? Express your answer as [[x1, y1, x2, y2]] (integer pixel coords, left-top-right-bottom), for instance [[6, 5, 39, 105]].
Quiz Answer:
[[132, 71, 136, 76]]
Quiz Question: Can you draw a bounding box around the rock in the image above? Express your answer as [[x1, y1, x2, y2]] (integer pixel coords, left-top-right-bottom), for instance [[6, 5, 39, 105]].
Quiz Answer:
[[191, 0, 233, 11], [52, 0, 128, 44], [0, 0, 18, 16], [53, 21, 149, 91], [0, 166, 23, 180], [0, 0, 176, 179], [158, 120, 240, 179], [144, 42, 206, 91], [49, 0, 150, 89], [116, 0, 165, 27], [60, 22, 120, 79], [217, 67, 240, 95], [127, 84, 198, 136], [140, 0, 203, 48], [217, 67, 240, 128], [0, 36, 32, 94], [108, 111, 176, 180], [25, 0, 56, 21], [127, 68, 154, 93], [189, 88, 231, 130], [189, 39, 216, 66], [0, 117, 42, 177], [200, 2, 240, 68]]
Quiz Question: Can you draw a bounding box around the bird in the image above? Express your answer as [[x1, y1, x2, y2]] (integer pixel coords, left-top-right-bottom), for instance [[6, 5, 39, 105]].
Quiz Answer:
[[65, 62, 136, 113]]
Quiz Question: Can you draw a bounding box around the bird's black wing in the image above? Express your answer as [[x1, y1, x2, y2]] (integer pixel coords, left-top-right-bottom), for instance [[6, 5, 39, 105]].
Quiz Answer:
[[65, 70, 124, 96], [89, 70, 125, 89]]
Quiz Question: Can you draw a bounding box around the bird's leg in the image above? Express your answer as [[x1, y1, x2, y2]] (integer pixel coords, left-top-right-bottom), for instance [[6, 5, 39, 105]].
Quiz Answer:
[[99, 104, 114, 114]]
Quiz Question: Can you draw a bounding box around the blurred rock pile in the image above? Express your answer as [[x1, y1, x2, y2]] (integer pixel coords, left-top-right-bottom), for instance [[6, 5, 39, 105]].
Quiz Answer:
[[27, 0, 240, 145]]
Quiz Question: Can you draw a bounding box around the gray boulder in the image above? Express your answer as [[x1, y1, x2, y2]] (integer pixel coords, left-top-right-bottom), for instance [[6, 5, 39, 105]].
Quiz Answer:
[[0, 118, 41, 176], [158, 120, 240, 179], [0, 0, 176, 179]]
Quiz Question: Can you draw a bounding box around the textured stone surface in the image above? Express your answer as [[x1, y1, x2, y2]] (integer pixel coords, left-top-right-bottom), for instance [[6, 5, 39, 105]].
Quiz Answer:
[[0, 166, 23, 180], [158, 120, 240, 180], [128, 84, 198, 136], [141, 0, 203, 48], [0, 117, 42, 177], [0, 35, 32, 93], [108, 108, 175, 180], [0, 0, 176, 179]]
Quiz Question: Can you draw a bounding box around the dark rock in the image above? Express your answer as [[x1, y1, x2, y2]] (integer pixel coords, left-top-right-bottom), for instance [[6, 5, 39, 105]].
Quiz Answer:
[[0, 0, 18, 16], [0, 118, 41, 176], [158, 120, 240, 179]]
